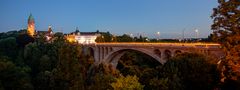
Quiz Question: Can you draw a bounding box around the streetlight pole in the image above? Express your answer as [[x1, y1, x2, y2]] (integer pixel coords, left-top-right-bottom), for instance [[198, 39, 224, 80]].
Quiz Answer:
[[182, 29, 185, 42], [195, 29, 199, 41], [130, 33, 134, 42], [157, 31, 160, 41]]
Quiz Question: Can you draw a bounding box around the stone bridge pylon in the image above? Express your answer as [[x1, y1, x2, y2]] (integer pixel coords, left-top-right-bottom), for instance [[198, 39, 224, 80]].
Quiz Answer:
[[85, 43, 224, 67]]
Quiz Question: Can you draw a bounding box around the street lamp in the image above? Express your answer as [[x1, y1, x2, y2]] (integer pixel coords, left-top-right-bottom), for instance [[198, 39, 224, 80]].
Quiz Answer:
[[101, 35, 104, 42], [195, 29, 199, 39], [130, 33, 133, 37], [146, 38, 149, 42], [112, 34, 117, 42], [157, 32, 160, 41], [130, 33, 134, 42], [182, 29, 185, 42]]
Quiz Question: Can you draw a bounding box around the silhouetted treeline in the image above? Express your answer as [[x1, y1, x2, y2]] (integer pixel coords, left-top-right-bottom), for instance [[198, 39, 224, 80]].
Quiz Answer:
[[95, 31, 213, 43]]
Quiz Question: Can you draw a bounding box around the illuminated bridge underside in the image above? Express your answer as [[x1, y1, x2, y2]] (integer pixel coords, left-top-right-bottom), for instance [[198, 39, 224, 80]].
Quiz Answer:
[[86, 43, 224, 67]]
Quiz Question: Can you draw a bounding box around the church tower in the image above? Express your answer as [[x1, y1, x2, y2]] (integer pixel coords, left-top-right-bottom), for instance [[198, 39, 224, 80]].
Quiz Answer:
[[27, 14, 35, 36]]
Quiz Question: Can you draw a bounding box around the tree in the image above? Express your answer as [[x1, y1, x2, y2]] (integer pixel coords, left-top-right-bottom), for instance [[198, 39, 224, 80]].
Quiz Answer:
[[0, 57, 33, 89], [111, 75, 144, 90], [51, 43, 85, 90], [0, 30, 19, 39], [116, 51, 161, 89], [211, 0, 240, 80], [0, 37, 18, 59], [87, 63, 119, 90], [16, 33, 34, 47], [157, 53, 220, 90], [95, 32, 113, 42], [23, 43, 42, 76], [117, 34, 134, 42]]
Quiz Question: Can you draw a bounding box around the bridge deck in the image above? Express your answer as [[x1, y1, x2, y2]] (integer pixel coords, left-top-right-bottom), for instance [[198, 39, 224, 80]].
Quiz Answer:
[[91, 43, 221, 49]]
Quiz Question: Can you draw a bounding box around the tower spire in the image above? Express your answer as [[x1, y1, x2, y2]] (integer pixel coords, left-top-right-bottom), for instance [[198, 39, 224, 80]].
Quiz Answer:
[[27, 13, 35, 36], [76, 27, 79, 31], [76, 27, 80, 35], [48, 25, 53, 33]]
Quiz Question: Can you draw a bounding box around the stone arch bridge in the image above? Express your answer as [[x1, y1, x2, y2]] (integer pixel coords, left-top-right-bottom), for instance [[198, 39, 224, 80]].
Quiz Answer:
[[85, 43, 223, 67]]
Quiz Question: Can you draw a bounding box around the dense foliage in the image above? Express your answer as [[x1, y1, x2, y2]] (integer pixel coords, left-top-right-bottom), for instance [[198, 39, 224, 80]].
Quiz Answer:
[[95, 31, 213, 43], [0, 30, 229, 89], [111, 75, 144, 90], [211, 0, 240, 85], [159, 53, 220, 90], [117, 51, 221, 90]]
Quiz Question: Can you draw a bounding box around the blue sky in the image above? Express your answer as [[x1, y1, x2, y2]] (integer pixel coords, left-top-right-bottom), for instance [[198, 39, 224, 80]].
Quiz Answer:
[[0, 0, 218, 38]]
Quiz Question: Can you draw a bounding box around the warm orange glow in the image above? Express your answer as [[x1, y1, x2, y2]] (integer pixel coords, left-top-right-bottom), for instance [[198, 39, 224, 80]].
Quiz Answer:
[[94, 42, 221, 48], [66, 35, 76, 43], [27, 14, 35, 36], [28, 24, 35, 36]]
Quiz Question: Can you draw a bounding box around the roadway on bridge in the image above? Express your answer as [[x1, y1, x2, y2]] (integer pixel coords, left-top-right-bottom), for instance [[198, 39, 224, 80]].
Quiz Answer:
[[93, 42, 221, 48]]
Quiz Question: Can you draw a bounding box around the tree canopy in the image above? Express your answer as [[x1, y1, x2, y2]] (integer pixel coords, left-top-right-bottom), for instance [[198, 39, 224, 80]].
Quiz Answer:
[[111, 75, 144, 90], [211, 0, 240, 80]]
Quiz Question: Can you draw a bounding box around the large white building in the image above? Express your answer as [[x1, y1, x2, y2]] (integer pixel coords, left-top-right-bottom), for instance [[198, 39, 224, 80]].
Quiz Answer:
[[66, 29, 100, 44]]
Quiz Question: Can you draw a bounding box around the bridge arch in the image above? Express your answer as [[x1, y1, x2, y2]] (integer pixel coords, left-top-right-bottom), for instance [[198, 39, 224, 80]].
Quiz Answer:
[[163, 49, 172, 60], [85, 43, 223, 68], [154, 49, 161, 58], [174, 50, 182, 56], [103, 48, 165, 67]]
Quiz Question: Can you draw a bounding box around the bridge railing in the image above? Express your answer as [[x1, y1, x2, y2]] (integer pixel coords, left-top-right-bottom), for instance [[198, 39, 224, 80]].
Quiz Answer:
[[92, 42, 221, 49]]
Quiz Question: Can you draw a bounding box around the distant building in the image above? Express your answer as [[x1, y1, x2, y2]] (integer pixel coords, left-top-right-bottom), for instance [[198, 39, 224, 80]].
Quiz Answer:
[[25, 14, 98, 43], [66, 28, 100, 44], [27, 14, 35, 36], [37, 25, 54, 41]]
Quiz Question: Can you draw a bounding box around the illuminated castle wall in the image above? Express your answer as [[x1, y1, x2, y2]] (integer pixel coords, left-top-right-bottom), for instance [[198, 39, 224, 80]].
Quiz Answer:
[[27, 14, 35, 36], [66, 29, 100, 44]]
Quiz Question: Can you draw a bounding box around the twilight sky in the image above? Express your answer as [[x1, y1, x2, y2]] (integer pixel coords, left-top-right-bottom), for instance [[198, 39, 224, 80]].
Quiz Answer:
[[0, 0, 218, 39]]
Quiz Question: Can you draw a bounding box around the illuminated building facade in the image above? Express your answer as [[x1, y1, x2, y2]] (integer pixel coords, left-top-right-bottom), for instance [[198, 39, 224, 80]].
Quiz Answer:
[[45, 26, 54, 41], [27, 14, 35, 36], [66, 28, 100, 44], [37, 25, 54, 41]]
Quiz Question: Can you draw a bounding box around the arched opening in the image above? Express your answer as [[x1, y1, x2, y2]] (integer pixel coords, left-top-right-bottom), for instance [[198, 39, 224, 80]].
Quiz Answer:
[[154, 49, 161, 58], [164, 50, 172, 60], [115, 50, 161, 76], [87, 47, 94, 57], [117, 51, 161, 67], [110, 47, 113, 52], [111, 50, 162, 90], [174, 50, 182, 56], [105, 49, 163, 67]]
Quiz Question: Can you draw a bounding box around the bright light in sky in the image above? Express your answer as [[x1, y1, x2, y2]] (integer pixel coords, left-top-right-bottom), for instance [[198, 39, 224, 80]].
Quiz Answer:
[[195, 29, 199, 33], [0, 0, 218, 39]]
